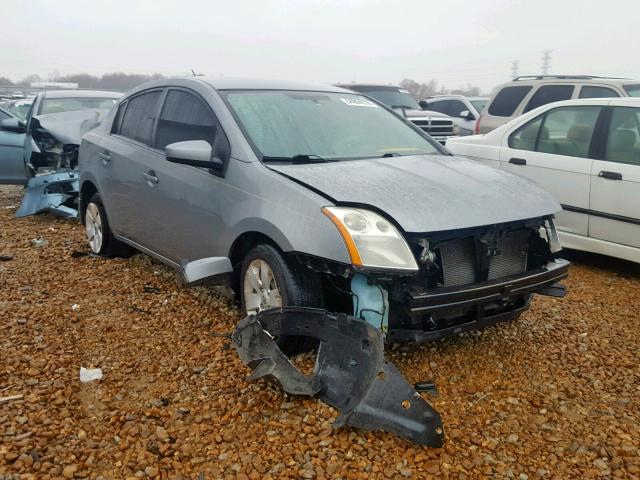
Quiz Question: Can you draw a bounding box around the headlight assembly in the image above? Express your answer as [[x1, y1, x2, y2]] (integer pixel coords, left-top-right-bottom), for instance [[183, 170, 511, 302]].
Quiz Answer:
[[322, 206, 419, 271]]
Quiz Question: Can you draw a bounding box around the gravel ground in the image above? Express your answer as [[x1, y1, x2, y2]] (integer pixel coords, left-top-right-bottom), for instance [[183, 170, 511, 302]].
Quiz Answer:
[[1, 184, 639, 480]]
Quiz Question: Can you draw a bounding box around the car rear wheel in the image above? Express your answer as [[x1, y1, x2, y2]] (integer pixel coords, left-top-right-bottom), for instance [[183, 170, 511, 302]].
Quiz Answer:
[[241, 243, 322, 354], [84, 193, 132, 258]]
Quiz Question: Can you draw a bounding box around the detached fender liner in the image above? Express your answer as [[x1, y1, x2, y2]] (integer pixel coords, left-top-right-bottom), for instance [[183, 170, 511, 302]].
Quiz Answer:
[[231, 307, 445, 447]]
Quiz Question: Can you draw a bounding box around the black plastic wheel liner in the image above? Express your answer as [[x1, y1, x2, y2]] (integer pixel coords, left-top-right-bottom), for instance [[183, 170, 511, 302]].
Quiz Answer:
[[231, 307, 445, 447]]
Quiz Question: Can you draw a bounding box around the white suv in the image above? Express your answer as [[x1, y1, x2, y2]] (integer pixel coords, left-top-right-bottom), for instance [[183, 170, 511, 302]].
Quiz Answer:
[[446, 97, 640, 263], [478, 75, 640, 134]]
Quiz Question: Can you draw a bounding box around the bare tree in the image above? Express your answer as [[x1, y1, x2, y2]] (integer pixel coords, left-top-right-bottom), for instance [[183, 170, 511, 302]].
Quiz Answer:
[[0, 77, 14, 86]]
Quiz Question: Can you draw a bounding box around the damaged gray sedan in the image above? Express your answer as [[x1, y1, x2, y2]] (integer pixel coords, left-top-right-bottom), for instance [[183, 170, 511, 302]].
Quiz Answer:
[[0, 89, 121, 217], [78, 77, 569, 446]]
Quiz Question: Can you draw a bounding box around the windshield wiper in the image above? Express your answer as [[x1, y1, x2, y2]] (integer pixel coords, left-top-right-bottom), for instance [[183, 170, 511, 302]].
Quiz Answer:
[[262, 154, 329, 163], [380, 152, 401, 157]]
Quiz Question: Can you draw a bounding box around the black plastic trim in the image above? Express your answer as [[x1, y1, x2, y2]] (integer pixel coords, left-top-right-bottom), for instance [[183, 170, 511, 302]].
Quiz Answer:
[[408, 259, 570, 314], [562, 204, 640, 226]]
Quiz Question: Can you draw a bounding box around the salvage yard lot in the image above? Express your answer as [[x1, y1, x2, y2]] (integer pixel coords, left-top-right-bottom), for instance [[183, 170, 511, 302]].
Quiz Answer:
[[0, 184, 639, 479]]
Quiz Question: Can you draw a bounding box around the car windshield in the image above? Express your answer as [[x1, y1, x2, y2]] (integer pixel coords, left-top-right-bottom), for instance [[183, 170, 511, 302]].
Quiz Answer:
[[350, 87, 422, 110], [624, 84, 640, 97], [223, 90, 441, 161], [39, 97, 118, 115], [470, 99, 487, 112]]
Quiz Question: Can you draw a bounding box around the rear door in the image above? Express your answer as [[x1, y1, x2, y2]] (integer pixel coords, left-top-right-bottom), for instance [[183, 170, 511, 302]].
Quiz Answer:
[[0, 110, 27, 184], [106, 89, 165, 245], [500, 105, 603, 236], [589, 105, 640, 248]]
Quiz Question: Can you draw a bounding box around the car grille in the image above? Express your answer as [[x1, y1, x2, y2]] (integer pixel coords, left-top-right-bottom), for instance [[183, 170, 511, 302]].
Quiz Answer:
[[410, 118, 456, 138], [438, 230, 529, 287]]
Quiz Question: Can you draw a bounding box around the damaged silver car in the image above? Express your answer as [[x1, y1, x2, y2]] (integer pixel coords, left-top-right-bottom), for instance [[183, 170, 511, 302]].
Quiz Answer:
[[0, 89, 121, 217], [78, 77, 569, 446]]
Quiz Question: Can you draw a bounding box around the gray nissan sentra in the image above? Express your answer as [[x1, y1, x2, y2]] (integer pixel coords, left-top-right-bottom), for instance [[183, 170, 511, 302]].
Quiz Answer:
[[78, 77, 569, 351]]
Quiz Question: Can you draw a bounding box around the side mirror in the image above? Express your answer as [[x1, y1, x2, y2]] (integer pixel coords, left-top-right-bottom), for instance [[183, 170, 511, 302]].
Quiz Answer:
[[459, 110, 475, 120], [0, 117, 26, 133], [418, 100, 429, 110], [165, 140, 223, 171]]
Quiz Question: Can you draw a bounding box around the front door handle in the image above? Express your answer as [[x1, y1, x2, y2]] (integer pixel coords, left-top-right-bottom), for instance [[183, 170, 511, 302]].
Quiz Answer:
[[143, 170, 159, 185], [98, 151, 111, 164], [509, 158, 527, 166], [598, 170, 622, 180]]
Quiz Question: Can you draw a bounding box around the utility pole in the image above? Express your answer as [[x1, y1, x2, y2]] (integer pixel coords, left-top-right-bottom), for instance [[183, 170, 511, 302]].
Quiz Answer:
[[541, 50, 552, 76], [511, 60, 520, 79]]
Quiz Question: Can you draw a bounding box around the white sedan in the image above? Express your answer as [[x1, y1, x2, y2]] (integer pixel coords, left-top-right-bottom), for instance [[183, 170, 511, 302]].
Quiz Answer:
[[446, 98, 640, 263]]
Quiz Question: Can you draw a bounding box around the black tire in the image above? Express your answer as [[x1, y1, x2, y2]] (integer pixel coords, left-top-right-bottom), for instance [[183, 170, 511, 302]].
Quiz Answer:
[[84, 193, 133, 258], [240, 243, 323, 354]]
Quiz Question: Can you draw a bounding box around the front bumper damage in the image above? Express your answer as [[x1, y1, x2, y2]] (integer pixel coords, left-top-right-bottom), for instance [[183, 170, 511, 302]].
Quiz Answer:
[[15, 171, 79, 218], [232, 307, 445, 447]]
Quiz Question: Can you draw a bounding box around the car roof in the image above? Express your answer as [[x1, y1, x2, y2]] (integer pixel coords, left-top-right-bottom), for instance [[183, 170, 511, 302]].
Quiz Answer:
[[200, 77, 350, 92], [122, 76, 354, 97], [39, 89, 123, 99], [504, 76, 639, 87], [335, 84, 404, 90]]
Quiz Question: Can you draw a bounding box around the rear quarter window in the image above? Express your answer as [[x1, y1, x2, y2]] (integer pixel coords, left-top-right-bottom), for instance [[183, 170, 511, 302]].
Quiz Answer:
[[488, 86, 533, 117]]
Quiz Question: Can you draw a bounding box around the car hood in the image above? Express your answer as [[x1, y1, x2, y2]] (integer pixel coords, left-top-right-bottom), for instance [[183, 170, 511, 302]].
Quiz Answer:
[[269, 155, 560, 233], [32, 108, 111, 145]]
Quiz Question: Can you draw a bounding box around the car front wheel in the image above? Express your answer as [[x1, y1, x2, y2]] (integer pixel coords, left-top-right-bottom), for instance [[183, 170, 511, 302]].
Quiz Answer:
[[84, 193, 132, 258], [240, 243, 322, 354]]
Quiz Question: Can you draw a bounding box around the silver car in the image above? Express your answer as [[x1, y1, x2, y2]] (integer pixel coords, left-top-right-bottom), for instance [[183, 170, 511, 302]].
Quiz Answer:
[[78, 77, 569, 350]]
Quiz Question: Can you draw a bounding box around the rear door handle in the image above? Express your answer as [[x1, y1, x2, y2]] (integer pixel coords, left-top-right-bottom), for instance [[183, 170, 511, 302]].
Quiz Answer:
[[143, 170, 159, 184], [98, 151, 111, 164], [598, 170, 622, 180], [509, 158, 527, 166]]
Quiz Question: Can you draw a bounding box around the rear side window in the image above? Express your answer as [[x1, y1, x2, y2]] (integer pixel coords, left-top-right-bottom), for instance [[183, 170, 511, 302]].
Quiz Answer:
[[579, 86, 619, 99], [605, 107, 640, 165], [488, 86, 532, 117], [119, 90, 162, 146], [523, 85, 574, 113], [155, 90, 217, 151]]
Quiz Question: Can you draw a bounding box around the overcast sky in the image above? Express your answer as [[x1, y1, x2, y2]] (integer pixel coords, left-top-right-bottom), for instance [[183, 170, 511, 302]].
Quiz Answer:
[[2, 0, 639, 92]]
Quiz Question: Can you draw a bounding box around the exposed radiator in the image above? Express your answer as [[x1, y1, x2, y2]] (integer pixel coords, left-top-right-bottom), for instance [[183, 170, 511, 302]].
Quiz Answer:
[[438, 230, 529, 287]]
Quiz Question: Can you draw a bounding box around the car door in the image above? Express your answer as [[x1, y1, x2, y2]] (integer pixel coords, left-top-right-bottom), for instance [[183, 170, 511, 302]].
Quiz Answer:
[[589, 105, 640, 249], [105, 89, 165, 246], [500, 105, 603, 236], [0, 110, 27, 184], [140, 87, 229, 262], [447, 99, 474, 133]]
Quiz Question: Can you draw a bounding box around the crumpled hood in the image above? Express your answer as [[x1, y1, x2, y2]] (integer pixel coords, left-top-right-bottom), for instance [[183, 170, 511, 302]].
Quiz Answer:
[[270, 155, 560, 233], [32, 108, 111, 145]]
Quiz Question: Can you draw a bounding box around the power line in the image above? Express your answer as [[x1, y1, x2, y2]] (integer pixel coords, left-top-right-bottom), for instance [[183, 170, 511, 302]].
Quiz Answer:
[[541, 50, 552, 75], [511, 60, 520, 79]]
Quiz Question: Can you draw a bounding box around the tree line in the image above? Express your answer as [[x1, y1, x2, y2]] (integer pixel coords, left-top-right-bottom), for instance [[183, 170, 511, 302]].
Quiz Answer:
[[0, 72, 164, 91], [1, 73, 484, 99]]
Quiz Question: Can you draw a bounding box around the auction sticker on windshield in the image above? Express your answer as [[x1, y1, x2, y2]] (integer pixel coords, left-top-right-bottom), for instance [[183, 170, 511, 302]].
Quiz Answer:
[[340, 97, 379, 107]]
